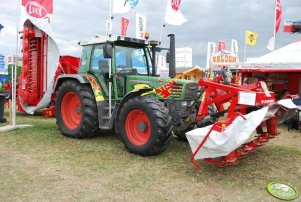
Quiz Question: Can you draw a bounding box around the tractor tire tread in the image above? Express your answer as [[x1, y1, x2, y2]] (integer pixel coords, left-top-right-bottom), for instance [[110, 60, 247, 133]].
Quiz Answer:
[[56, 80, 99, 139], [118, 96, 173, 156]]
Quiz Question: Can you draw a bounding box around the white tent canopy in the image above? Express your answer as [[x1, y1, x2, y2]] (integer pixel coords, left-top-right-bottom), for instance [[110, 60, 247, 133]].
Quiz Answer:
[[239, 39, 301, 70]]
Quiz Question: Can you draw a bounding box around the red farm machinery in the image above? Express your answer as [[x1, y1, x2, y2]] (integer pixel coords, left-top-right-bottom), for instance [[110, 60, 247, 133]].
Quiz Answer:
[[14, 21, 296, 170], [186, 52, 296, 170], [16, 23, 80, 117]]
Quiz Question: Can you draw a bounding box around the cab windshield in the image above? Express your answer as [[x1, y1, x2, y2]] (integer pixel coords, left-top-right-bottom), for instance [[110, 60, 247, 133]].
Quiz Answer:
[[115, 46, 152, 75]]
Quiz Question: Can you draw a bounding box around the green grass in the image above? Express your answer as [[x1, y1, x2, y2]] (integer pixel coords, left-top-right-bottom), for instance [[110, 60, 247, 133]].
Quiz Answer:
[[0, 112, 300, 201]]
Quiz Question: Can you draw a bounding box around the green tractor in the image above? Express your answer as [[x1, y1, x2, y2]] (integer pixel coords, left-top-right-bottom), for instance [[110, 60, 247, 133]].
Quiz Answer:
[[54, 34, 198, 156]]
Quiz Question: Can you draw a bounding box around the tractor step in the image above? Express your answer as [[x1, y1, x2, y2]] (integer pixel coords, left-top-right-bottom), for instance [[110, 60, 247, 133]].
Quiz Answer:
[[97, 101, 116, 130]]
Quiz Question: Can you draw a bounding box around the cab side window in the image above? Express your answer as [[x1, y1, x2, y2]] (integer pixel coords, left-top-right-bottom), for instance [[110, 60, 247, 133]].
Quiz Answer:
[[91, 44, 110, 74]]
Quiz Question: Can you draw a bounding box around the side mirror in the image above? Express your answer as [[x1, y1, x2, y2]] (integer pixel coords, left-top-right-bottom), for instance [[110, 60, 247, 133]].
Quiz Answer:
[[103, 43, 113, 58], [166, 51, 170, 63]]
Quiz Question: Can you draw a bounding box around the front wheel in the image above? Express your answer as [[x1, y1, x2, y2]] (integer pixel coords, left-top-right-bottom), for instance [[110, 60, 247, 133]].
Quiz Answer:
[[55, 80, 99, 138], [118, 97, 173, 156]]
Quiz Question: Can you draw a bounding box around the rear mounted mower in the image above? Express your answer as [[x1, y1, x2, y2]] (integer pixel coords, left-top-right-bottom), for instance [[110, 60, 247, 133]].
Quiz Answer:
[[17, 23, 80, 116], [187, 75, 296, 170]]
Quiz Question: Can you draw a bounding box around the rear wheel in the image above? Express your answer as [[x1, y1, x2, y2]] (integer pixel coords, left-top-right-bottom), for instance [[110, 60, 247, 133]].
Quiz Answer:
[[118, 97, 173, 156], [56, 80, 99, 138]]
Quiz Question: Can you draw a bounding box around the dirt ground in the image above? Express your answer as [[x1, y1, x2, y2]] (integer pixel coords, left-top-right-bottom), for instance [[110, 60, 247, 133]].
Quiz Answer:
[[0, 114, 300, 201]]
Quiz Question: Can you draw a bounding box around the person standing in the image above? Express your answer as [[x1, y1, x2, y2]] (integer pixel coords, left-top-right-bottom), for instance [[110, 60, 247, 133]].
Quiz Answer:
[[221, 66, 232, 85]]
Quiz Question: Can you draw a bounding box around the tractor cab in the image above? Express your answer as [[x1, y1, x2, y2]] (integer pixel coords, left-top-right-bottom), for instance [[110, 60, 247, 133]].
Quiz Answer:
[[77, 35, 198, 101], [78, 36, 153, 99]]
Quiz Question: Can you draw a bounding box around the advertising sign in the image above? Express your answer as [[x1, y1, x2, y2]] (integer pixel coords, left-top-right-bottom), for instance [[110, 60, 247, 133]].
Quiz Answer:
[[176, 47, 192, 68], [210, 50, 239, 67]]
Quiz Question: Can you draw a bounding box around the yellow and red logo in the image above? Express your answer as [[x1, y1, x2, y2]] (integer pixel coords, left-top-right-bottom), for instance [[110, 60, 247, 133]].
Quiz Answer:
[[156, 80, 176, 98]]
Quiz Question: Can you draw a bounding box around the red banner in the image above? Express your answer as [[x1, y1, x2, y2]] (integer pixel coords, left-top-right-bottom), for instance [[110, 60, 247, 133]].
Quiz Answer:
[[275, 0, 282, 34], [121, 17, 129, 37], [22, 0, 53, 19], [217, 40, 226, 51]]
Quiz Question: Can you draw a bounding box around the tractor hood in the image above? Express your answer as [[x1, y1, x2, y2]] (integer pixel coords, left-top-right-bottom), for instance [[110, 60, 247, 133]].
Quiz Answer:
[[126, 75, 198, 101]]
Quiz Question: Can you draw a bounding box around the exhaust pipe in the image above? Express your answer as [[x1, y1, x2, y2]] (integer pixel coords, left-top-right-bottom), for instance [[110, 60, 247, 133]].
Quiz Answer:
[[168, 34, 176, 78], [149, 40, 159, 76]]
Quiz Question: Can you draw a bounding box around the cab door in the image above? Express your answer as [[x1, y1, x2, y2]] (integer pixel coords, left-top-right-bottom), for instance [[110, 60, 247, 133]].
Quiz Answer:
[[89, 44, 111, 97]]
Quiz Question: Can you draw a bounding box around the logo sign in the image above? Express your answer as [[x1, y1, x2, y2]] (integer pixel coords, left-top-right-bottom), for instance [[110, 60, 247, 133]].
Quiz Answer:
[[267, 182, 299, 201], [171, 0, 181, 11], [126, 0, 139, 8], [210, 50, 239, 67], [22, 0, 53, 18], [26, 1, 47, 18]]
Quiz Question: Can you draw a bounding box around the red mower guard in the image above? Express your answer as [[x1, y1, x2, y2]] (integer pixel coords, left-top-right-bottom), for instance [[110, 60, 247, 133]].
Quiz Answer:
[[187, 78, 296, 170]]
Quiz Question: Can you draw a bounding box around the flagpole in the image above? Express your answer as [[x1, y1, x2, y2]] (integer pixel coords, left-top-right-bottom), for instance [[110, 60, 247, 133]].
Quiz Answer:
[[244, 41, 247, 62], [243, 30, 247, 62], [12, 0, 21, 126], [159, 0, 168, 44], [109, 0, 113, 38], [272, 0, 277, 49]]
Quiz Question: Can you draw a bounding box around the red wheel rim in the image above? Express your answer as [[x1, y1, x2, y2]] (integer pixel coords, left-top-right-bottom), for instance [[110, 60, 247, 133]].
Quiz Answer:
[[61, 92, 82, 130], [125, 109, 151, 146]]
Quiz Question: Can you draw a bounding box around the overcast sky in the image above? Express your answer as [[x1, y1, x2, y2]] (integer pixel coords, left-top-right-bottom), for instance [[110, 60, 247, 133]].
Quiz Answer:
[[0, 0, 300, 66]]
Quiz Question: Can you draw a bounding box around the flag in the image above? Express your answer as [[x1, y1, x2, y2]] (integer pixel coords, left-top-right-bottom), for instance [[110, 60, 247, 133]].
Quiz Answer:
[[217, 40, 226, 51], [0, 24, 4, 32], [121, 17, 129, 37], [165, 0, 187, 26], [267, 0, 282, 51], [245, 30, 259, 46], [135, 13, 146, 39], [20, 0, 54, 34], [20, 0, 53, 27], [275, 0, 282, 33], [267, 37, 275, 51], [112, 0, 132, 14], [231, 39, 238, 55], [206, 42, 216, 69]]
